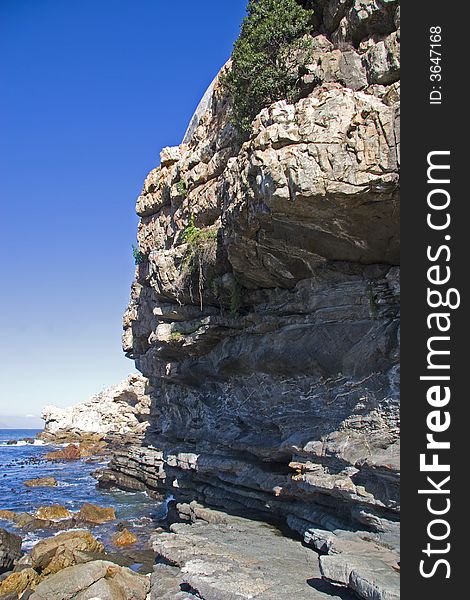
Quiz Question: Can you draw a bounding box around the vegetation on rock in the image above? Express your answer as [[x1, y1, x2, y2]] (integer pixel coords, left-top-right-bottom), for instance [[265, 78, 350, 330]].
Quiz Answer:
[[176, 178, 188, 198], [132, 244, 144, 266], [176, 217, 218, 309], [222, 0, 314, 138]]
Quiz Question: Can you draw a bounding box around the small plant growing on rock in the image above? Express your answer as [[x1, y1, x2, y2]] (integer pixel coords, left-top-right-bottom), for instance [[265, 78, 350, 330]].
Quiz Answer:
[[176, 217, 219, 310], [169, 331, 184, 342], [176, 179, 188, 198], [222, 0, 314, 138], [181, 216, 201, 244], [132, 244, 144, 266]]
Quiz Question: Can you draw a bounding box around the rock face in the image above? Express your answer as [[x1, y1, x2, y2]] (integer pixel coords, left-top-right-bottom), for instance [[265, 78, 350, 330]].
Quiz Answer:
[[100, 2, 400, 599], [40, 374, 151, 442], [0, 528, 22, 573]]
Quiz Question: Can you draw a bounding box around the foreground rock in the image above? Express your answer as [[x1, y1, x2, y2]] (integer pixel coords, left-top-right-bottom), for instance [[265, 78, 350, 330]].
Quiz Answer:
[[0, 528, 21, 573], [320, 553, 399, 600], [292, 518, 400, 600], [0, 567, 40, 597], [31, 530, 105, 576], [24, 477, 57, 488], [29, 560, 150, 600], [39, 374, 151, 443], [151, 508, 354, 600]]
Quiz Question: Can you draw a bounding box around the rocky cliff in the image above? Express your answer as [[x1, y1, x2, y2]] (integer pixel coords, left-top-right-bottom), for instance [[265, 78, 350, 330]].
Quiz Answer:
[[97, 2, 400, 597], [39, 375, 151, 443]]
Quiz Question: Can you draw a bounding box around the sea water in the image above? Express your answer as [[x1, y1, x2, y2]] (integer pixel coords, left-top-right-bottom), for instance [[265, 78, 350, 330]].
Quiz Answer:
[[0, 429, 162, 551]]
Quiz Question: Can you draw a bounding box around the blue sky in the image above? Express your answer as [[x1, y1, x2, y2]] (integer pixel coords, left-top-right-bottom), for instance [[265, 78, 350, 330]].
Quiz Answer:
[[0, 0, 247, 425]]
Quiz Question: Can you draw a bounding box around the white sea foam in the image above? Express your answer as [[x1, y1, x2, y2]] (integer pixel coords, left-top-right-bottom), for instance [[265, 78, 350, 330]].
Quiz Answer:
[[0, 438, 47, 447], [22, 534, 41, 551]]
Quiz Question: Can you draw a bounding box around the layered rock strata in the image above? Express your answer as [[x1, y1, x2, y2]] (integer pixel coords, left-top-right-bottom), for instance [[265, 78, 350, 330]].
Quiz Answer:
[[39, 374, 151, 443], [98, 2, 401, 598]]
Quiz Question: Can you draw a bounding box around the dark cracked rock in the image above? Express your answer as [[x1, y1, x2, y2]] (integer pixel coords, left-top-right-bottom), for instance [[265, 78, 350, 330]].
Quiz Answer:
[[0, 528, 22, 574]]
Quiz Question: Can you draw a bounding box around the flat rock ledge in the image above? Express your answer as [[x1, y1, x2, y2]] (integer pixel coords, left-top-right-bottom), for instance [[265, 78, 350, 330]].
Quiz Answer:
[[149, 504, 400, 600], [151, 520, 345, 600]]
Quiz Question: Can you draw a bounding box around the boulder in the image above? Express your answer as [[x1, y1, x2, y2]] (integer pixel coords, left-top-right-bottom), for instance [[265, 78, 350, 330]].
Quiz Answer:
[[78, 503, 116, 524], [14, 553, 33, 569], [45, 444, 82, 461], [1, 511, 35, 528], [24, 477, 58, 488], [15, 513, 49, 529], [35, 505, 72, 521], [112, 528, 138, 547], [31, 530, 104, 576], [29, 560, 150, 600], [320, 553, 400, 600], [0, 528, 22, 574], [0, 510, 78, 532], [363, 31, 400, 85], [0, 510, 16, 522]]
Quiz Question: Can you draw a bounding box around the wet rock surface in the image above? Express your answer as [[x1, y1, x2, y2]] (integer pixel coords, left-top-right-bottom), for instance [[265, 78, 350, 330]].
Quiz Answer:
[[23, 478, 57, 488], [44, 444, 83, 461], [35, 505, 72, 521], [112, 528, 139, 547], [78, 503, 116, 525]]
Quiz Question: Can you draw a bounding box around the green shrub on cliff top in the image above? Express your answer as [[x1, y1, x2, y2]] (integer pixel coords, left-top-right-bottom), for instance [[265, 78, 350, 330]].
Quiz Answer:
[[223, 0, 314, 138]]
